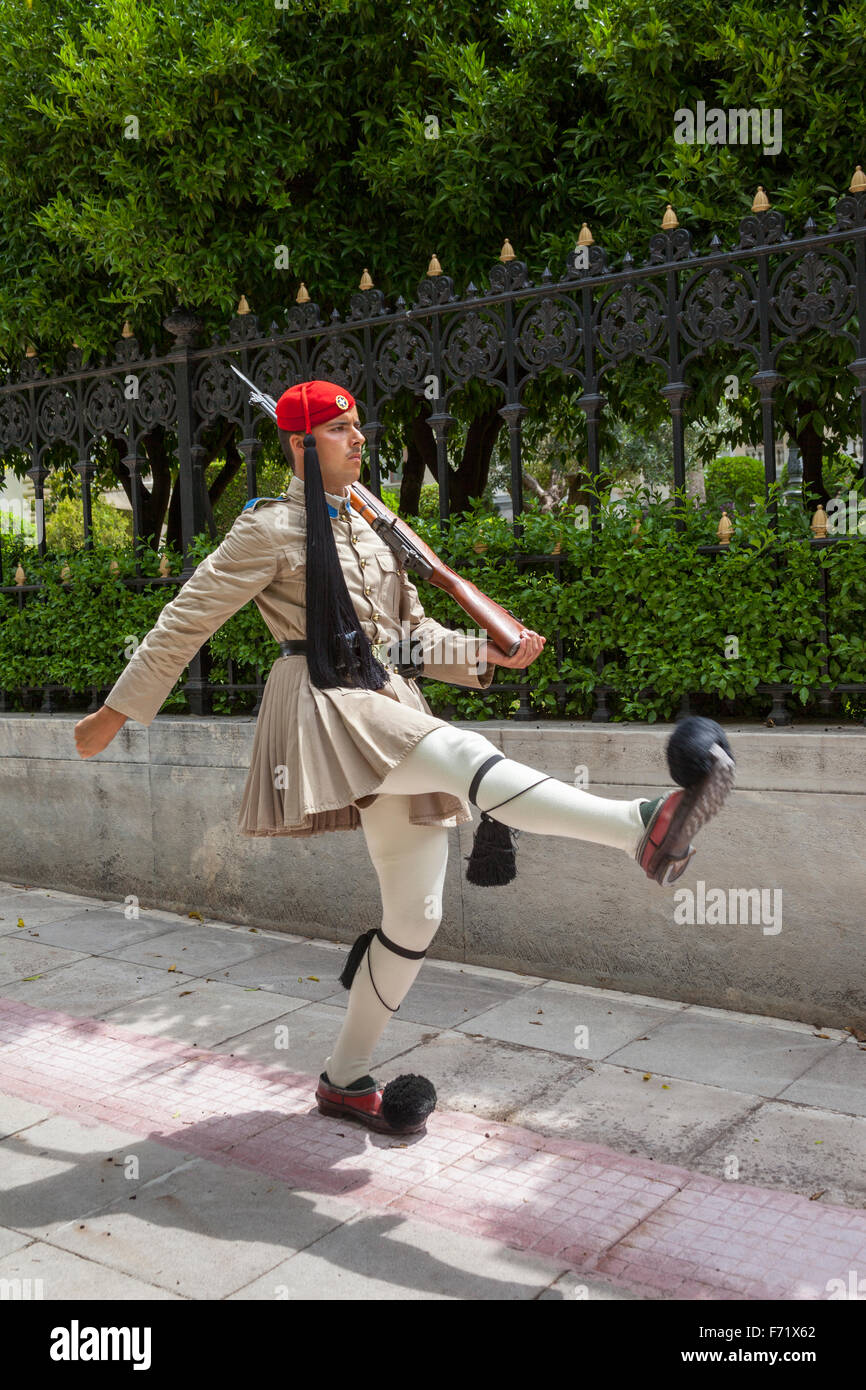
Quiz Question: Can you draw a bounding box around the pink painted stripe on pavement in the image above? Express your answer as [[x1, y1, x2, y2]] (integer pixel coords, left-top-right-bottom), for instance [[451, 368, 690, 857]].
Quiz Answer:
[[1, 996, 862, 1301]]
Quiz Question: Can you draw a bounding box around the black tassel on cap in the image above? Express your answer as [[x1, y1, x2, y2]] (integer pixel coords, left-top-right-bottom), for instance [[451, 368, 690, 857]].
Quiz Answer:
[[302, 423, 388, 692]]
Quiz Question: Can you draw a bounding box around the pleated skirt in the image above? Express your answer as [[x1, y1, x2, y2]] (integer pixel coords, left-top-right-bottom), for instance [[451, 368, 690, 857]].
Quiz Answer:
[[236, 655, 473, 837]]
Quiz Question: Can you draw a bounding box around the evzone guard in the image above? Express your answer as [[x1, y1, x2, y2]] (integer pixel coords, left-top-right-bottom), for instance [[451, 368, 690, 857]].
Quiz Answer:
[[75, 378, 736, 1138]]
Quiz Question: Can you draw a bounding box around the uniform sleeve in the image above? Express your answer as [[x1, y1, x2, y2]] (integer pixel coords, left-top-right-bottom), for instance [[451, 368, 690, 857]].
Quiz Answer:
[[104, 508, 278, 727], [397, 567, 497, 691]]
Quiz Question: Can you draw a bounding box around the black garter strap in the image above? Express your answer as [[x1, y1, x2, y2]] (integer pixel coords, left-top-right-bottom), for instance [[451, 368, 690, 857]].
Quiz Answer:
[[339, 925, 428, 1013], [468, 753, 505, 806], [376, 925, 427, 961], [468, 751, 553, 816]]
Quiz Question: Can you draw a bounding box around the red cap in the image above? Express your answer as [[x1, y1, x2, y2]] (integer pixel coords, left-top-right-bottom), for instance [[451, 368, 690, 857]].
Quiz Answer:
[[275, 379, 356, 433]]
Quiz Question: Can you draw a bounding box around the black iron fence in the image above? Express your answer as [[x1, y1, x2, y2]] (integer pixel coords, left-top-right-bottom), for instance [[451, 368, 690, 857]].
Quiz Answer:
[[2, 176, 865, 723]]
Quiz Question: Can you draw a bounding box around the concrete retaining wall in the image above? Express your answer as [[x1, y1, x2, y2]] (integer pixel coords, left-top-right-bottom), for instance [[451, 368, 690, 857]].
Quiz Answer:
[[2, 713, 864, 1030]]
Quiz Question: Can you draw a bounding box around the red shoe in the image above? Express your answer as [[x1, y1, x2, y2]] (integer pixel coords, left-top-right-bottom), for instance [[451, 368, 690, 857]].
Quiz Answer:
[[635, 742, 735, 887], [316, 1072, 436, 1136]]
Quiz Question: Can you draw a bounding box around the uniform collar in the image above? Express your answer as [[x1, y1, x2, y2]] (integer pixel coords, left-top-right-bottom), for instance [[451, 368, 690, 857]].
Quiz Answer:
[[287, 471, 350, 518]]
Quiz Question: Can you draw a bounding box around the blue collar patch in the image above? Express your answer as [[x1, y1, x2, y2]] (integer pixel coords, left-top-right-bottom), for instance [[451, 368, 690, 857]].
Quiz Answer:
[[243, 496, 342, 517]]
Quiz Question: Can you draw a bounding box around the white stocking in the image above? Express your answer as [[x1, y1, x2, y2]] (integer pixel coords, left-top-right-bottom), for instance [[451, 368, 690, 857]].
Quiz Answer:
[[324, 792, 449, 1088], [374, 724, 647, 856], [324, 725, 649, 1088]]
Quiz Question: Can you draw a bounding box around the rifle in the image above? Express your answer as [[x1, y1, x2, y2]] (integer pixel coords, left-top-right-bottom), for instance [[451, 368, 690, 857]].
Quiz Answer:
[[230, 364, 523, 656]]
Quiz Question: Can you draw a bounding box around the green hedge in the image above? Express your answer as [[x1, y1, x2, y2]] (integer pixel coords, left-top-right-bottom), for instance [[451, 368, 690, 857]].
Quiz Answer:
[[2, 485, 865, 723], [704, 455, 765, 512]]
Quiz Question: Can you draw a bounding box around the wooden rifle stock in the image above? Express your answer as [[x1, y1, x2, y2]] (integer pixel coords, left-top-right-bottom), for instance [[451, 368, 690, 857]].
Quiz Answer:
[[348, 481, 523, 658]]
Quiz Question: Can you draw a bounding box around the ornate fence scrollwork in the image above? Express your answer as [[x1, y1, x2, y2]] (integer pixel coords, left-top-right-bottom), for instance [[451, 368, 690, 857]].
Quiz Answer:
[[1, 180, 864, 722]]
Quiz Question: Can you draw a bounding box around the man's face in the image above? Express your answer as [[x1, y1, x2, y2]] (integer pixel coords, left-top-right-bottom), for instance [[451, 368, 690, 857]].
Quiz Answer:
[[291, 409, 365, 495]]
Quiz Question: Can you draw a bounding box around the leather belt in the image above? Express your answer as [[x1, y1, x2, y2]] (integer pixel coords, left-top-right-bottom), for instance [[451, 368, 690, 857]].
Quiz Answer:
[[279, 636, 423, 678]]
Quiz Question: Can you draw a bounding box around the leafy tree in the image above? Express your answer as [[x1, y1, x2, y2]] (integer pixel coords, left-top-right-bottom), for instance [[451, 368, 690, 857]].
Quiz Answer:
[[45, 494, 132, 553], [704, 455, 765, 512]]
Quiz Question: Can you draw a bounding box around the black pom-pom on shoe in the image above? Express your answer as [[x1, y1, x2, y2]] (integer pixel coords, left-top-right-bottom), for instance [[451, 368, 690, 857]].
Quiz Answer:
[[381, 1073, 437, 1129], [636, 715, 736, 886], [666, 716, 735, 788]]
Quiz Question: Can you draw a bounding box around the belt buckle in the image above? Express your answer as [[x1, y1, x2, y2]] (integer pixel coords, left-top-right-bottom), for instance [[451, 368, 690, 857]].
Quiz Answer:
[[372, 640, 397, 674]]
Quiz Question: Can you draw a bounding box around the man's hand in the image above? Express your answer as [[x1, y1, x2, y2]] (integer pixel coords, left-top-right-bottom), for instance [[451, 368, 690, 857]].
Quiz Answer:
[[480, 630, 546, 669], [74, 705, 128, 759]]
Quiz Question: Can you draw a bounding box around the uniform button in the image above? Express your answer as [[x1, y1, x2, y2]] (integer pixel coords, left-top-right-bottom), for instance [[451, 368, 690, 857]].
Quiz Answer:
[[372, 612, 381, 620], [364, 585, 371, 595], [360, 557, 367, 567]]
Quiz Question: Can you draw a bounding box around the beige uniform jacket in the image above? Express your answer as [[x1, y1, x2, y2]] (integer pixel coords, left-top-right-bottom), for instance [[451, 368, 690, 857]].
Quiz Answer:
[[105, 471, 496, 836]]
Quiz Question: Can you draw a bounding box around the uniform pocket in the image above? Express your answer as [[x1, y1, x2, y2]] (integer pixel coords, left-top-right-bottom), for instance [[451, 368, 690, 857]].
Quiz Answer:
[[371, 547, 402, 611], [278, 546, 307, 604]]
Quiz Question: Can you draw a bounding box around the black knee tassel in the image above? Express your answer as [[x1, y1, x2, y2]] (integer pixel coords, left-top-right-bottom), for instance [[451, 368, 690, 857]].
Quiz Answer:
[[465, 812, 520, 886], [339, 928, 376, 989], [464, 753, 553, 887]]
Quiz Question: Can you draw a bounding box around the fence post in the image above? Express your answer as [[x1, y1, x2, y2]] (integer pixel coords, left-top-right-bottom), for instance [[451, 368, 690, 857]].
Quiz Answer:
[[163, 308, 211, 715]]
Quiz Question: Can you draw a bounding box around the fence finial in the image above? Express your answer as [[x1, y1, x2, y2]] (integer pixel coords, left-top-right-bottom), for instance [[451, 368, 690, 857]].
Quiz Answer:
[[850, 165, 866, 194], [15, 562, 25, 585], [811, 504, 828, 538], [121, 321, 134, 338], [577, 222, 594, 246], [24, 344, 37, 357], [296, 283, 310, 303], [236, 295, 251, 315], [359, 268, 374, 289], [752, 186, 771, 212], [426, 253, 443, 276], [500, 239, 516, 262], [661, 204, 678, 230], [717, 509, 734, 545]]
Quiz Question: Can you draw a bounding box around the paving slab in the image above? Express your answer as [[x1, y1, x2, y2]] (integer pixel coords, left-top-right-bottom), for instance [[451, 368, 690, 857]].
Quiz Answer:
[[228, 1204, 575, 1300], [0, 957, 197, 1017], [13, 906, 188, 954], [0, 1113, 202, 1232], [219, 939, 356, 1002], [500, 1062, 762, 1161], [361, 961, 533, 1029], [99, 979, 307, 1048], [0, 1094, 56, 1140], [366, 1028, 591, 1125], [688, 1099, 866, 1207], [207, 1001, 438, 1076], [0, 893, 111, 933], [606, 1010, 841, 1096], [0, 1225, 34, 1259], [0, 936, 89, 986], [454, 981, 687, 1059], [37, 1158, 369, 1299], [777, 1037, 866, 1116], [0, 1239, 183, 1298], [105, 923, 295, 976]]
